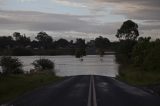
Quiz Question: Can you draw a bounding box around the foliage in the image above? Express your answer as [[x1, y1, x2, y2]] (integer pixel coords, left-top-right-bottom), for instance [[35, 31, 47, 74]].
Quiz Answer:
[[75, 38, 86, 58], [32, 58, 54, 71], [117, 39, 137, 59], [143, 44, 160, 71], [95, 36, 110, 49], [0, 31, 115, 56], [132, 38, 151, 66], [116, 37, 160, 72], [132, 39, 160, 71], [118, 64, 160, 85], [13, 32, 31, 47], [0, 56, 23, 74], [95, 36, 110, 56], [54, 38, 70, 48], [117, 37, 160, 86], [35, 32, 53, 49], [0, 36, 14, 49], [116, 20, 139, 40]]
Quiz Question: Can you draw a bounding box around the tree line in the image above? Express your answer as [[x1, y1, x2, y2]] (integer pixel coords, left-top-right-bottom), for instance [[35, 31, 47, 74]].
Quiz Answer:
[[0, 32, 111, 56]]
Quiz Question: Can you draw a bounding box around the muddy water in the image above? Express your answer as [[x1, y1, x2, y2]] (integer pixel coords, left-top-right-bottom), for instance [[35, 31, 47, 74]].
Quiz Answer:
[[17, 55, 118, 77]]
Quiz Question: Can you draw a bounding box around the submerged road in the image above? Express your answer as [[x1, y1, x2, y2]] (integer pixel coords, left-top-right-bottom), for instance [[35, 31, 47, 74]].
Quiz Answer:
[[6, 75, 160, 106]]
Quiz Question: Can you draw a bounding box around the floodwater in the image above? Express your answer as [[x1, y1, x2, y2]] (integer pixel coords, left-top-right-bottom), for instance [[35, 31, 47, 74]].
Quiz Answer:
[[16, 55, 119, 77]]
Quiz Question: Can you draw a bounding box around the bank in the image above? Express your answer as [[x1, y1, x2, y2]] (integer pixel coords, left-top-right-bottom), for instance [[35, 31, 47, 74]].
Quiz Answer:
[[0, 72, 62, 103], [116, 55, 160, 96]]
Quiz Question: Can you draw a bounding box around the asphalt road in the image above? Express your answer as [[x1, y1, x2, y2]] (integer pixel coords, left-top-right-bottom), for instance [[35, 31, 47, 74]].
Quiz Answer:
[[5, 75, 160, 106]]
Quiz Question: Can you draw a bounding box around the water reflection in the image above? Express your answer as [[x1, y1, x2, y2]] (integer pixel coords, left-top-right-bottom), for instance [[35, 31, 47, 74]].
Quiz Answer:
[[17, 55, 118, 77]]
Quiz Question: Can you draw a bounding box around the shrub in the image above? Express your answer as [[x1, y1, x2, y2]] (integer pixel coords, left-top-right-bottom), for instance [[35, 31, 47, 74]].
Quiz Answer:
[[142, 42, 160, 71], [132, 39, 160, 71], [32, 59, 54, 71], [0, 56, 23, 74]]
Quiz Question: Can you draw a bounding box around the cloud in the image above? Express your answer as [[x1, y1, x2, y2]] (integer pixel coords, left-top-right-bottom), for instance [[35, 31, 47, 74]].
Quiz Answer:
[[0, 0, 160, 40], [0, 10, 121, 39], [17, 0, 37, 2], [0, 9, 159, 40], [94, 0, 160, 20], [52, 0, 160, 20], [53, 0, 86, 8]]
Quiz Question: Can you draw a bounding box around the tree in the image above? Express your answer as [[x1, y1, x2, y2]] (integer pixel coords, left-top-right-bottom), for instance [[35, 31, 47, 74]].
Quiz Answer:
[[32, 59, 54, 71], [0, 56, 23, 74], [35, 32, 53, 49], [95, 36, 110, 57], [116, 20, 139, 40], [0, 36, 14, 49], [138, 37, 151, 42], [75, 38, 86, 58], [13, 32, 21, 41], [55, 38, 69, 48], [13, 32, 31, 47]]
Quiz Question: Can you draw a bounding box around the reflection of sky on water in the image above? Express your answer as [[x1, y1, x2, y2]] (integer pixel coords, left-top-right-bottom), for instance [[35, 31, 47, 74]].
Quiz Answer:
[[16, 55, 118, 77]]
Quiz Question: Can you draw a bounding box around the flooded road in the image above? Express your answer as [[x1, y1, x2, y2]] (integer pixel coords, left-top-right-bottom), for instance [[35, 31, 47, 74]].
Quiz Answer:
[[17, 55, 119, 77]]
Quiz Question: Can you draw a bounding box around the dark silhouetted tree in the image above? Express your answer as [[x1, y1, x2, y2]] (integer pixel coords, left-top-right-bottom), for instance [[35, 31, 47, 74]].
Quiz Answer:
[[0, 36, 14, 49], [55, 38, 69, 48], [35, 32, 53, 49], [75, 38, 86, 58], [95, 36, 110, 56], [13, 32, 31, 47], [116, 20, 139, 40]]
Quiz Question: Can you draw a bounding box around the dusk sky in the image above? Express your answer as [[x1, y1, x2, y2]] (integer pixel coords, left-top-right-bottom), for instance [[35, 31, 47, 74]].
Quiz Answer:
[[0, 0, 160, 41]]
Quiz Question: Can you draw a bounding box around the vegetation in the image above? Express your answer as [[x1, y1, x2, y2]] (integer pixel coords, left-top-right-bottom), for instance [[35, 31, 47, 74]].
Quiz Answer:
[[118, 65, 160, 85], [75, 38, 86, 58], [0, 32, 112, 56], [0, 56, 23, 74], [32, 59, 54, 71], [0, 73, 61, 103], [115, 20, 160, 86], [35, 32, 53, 49], [95, 36, 110, 57], [0, 57, 60, 103], [116, 20, 139, 40]]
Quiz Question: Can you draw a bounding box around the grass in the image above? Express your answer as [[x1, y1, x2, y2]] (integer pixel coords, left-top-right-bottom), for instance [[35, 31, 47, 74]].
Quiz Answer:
[[117, 64, 160, 86], [0, 72, 62, 103]]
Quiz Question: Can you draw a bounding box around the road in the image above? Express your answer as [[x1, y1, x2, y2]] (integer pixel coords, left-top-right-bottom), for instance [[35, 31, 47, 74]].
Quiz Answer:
[[5, 75, 160, 106]]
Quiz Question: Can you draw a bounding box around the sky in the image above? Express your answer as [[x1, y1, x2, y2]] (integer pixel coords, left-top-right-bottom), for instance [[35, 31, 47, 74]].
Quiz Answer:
[[0, 0, 160, 41]]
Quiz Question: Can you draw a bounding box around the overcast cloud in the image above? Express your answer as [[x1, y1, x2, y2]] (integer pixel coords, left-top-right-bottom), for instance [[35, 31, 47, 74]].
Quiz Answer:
[[0, 0, 159, 40]]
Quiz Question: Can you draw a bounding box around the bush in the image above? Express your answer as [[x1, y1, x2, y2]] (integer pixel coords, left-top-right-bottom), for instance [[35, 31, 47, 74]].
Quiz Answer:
[[32, 59, 54, 71], [142, 42, 160, 71], [132, 40, 160, 71], [0, 56, 23, 74], [132, 41, 151, 66]]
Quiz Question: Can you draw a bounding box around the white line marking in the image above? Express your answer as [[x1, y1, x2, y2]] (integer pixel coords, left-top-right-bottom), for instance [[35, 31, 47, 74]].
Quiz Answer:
[[87, 75, 97, 106], [92, 76, 97, 106], [87, 76, 92, 106]]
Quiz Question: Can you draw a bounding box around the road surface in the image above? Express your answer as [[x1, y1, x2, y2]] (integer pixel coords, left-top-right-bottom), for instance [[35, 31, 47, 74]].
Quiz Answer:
[[4, 75, 160, 106]]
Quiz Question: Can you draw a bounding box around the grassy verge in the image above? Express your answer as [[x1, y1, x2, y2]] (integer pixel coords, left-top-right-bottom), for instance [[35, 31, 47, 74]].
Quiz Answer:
[[0, 73, 62, 103], [117, 64, 160, 86]]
